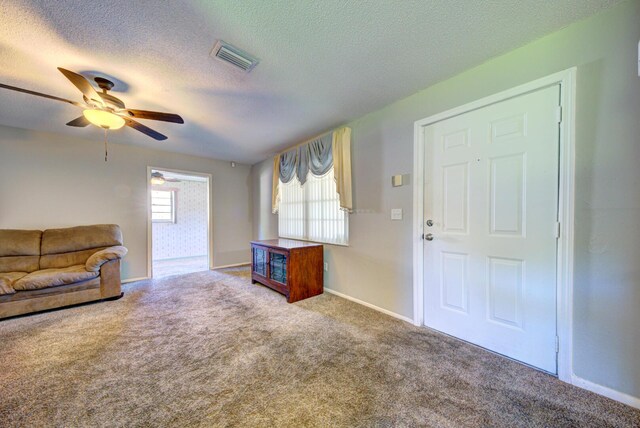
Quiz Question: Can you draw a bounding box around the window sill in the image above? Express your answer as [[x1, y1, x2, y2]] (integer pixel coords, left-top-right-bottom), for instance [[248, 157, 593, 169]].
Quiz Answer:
[[278, 236, 349, 247]]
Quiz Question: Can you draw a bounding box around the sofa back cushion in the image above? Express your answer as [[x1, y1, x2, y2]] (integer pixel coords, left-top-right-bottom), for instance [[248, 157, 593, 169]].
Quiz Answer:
[[40, 224, 123, 269], [0, 230, 42, 273]]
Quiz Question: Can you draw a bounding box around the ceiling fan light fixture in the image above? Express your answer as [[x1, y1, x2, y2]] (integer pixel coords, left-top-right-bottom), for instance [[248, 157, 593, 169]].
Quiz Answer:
[[83, 109, 125, 130], [150, 171, 166, 185]]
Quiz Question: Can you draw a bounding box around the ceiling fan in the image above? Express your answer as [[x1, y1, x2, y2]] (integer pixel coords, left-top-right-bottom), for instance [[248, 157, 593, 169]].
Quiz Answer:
[[0, 67, 184, 141], [150, 171, 182, 185]]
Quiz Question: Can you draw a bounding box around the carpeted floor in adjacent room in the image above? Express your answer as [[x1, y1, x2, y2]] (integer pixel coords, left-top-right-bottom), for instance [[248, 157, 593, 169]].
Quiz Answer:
[[0, 267, 638, 427]]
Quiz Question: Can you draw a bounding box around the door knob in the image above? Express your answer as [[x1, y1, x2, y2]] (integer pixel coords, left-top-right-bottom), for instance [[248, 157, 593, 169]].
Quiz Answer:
[[426, 219, 434, 227], [424, 233, 434, 241]]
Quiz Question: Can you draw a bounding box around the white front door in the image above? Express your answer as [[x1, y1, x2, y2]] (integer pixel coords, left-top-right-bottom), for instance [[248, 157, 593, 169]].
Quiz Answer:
[[423, 85, 560, 373]]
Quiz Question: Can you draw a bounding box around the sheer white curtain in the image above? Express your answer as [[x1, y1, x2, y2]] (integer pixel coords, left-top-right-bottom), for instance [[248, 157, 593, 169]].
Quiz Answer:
[[278, 168, 348, 245]]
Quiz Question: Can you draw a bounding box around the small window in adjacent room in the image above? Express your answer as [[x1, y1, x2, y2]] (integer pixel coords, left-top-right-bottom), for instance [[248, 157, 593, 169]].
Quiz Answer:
[[151, 190, 176, 223], [278, 169, 348, 245]]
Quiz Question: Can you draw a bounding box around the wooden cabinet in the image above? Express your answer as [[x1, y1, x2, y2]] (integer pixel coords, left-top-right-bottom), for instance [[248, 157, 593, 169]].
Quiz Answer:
[[251, 239, 323, 303]]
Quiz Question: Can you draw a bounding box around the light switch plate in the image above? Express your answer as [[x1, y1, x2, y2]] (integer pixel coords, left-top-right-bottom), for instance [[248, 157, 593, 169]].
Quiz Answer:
[[392, 175, 403, 187], [391, 208, 403, 220]]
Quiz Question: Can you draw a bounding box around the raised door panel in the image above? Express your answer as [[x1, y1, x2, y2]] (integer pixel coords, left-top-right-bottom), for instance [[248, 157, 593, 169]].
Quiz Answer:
[[442, 163, 469, 234], [489, 154, 525, 237], [487, 257, 524, 329], [490, 114, 527, 144], [440, 252, 468, 314], [442, 128, 470, 151]]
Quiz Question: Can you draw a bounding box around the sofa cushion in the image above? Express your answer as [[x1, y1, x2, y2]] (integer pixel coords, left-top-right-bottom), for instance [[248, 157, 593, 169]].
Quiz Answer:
[[0, 256, 40, 274], [13, 266, 99, 291], [0, 272, 27, 295], [0, 278, 101, 304], [40, 247, 109, 270], [86, 246, 128, 272], [41, 224, 123, 255], [39, 224, 124, 270], [0, 230, 42, 273], [0, 229, 42, 257]]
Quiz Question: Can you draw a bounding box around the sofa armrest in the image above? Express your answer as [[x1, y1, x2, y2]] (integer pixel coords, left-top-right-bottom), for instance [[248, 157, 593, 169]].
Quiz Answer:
[[100, 259, 122, 299], [86, 245, 128, 272]]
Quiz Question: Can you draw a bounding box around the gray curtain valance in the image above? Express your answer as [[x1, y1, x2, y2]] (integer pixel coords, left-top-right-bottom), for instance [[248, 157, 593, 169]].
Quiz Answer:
[[273, 127, 352, 213], [278, 149, 297, 183], [278, 133, 333, 184]]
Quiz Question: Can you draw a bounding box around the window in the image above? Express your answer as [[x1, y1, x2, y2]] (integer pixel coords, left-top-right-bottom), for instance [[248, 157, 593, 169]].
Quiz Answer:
[[151, 190, 176, 223], [278, 169, 348, 245]]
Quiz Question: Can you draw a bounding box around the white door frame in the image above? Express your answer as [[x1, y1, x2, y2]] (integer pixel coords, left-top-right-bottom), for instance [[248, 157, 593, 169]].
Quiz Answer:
[[412, 68, 576, 383], [147, 166, 214, 278]]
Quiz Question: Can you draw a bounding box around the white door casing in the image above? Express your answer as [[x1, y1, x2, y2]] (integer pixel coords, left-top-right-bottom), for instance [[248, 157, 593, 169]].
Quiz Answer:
[[146, 166, 214, 279], [414, 68, 577, 389], [412, 71, 636, 408], [422, 85, 560, 373]]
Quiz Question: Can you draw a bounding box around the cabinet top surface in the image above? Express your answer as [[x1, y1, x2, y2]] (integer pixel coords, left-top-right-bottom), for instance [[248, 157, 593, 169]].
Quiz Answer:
[[251, 239, 323, 250]]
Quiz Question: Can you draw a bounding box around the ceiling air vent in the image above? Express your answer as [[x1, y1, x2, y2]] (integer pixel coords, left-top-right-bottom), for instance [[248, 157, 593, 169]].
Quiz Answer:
[[210, 40, 259, 72]]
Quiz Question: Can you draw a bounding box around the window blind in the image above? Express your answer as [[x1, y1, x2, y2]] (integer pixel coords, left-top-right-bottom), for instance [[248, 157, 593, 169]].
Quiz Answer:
[[278, 169, 348, 245], [151, 190, 176, 223]]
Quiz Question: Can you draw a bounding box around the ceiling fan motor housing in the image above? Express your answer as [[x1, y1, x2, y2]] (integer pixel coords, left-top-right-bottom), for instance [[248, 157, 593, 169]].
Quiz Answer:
[[89, 77, 125, 110], [99, 92, 125, 110], [94, 76, 114, 91]]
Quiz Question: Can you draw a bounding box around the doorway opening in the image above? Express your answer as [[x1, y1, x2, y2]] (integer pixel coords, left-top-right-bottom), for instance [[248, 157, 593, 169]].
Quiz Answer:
[[148, 167, 212, 278]]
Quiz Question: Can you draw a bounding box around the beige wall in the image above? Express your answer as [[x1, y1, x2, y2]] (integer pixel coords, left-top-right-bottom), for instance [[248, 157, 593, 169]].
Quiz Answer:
[[250, 158, 278, 241], [0, 125, 252, 279], [251, 1, 640, 399]]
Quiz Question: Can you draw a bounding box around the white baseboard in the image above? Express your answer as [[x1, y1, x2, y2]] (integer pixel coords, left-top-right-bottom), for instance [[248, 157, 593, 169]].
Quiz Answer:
[[324, 288, 413, 324], [571, 375, 640, 409], [122, 277, 149, 284], [212, 262, 251, 270]]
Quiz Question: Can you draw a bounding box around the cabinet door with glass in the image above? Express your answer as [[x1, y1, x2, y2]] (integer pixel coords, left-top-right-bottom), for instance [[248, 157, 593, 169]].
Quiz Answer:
[[252, 245, 268, 278], [268, 249, 288, 285]]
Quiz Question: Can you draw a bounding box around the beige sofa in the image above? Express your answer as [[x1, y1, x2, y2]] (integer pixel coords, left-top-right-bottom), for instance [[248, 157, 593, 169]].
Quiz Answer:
[[0, 224, 127, 319]]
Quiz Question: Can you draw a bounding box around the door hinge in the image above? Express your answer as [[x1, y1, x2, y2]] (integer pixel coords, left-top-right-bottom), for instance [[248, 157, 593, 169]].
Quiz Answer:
[[555, 222, 561, 239], [556, 106, 563, 123], [555, 336, 560, 353]]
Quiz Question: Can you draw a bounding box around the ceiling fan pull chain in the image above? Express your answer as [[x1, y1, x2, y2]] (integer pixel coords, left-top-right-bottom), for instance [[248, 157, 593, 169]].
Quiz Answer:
[[104, 128, 107, 162]]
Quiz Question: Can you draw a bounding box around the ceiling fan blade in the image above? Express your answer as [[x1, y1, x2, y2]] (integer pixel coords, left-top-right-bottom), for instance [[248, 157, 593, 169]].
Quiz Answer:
[[123, 109, 184, 124], [57, 67, 104, 106], [0, 83, 84, 108], [66, 116, 90, 127], [165, 178, 182, 182], [124, 118, 167, 141]]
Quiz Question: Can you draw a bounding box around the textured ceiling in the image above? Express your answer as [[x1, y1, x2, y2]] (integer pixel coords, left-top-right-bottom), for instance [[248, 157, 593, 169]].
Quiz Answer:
[[0, 0, 620, 164]]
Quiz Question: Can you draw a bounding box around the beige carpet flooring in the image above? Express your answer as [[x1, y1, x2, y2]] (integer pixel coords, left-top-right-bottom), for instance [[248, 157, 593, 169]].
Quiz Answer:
[[1, 267, 638, 427]]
